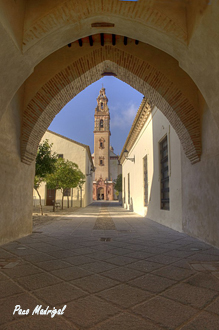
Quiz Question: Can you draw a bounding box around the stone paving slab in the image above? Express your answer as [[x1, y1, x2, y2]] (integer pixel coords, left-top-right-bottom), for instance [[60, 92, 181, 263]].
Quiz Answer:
[[91, 312, 162, 330], [180, 311, 219, 330], [0, 201, 219, 329], [132, 296, 197, 329]]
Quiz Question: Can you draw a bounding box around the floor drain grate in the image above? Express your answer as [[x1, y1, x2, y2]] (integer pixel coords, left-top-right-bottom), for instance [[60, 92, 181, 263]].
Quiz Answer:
[[100, 237, 111, 242]]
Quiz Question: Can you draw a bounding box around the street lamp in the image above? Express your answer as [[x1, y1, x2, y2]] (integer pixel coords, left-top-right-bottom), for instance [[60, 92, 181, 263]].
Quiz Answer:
[[124, 149, 135, 163], [86, 167, 95, 176]]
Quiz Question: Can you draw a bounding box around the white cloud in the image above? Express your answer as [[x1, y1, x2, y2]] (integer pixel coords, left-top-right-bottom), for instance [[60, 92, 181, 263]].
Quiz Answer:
[[110, 103, 138, 129]]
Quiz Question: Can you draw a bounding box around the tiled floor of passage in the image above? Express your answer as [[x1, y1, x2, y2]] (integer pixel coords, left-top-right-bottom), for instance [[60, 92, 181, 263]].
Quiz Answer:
[[1, 201, 219, 329]]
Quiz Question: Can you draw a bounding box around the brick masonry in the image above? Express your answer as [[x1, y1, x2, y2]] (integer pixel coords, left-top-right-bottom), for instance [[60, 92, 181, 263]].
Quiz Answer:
[[22, 46, 201, 165], [23, 0, 188, 51]]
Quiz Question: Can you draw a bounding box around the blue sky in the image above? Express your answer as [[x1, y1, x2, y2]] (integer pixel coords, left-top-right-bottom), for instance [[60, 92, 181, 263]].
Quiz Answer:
[[48, 77, 143, 155]]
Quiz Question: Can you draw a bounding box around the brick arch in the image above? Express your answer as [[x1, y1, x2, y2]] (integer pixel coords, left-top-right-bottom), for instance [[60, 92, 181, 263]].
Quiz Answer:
[[22, 48, 201, 165]]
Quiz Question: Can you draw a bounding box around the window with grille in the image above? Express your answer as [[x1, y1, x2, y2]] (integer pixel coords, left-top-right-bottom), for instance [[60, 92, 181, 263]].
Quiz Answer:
[[63, 188, 70, 196], [160, 136, 170, 210], [143, 155, 148, 206]]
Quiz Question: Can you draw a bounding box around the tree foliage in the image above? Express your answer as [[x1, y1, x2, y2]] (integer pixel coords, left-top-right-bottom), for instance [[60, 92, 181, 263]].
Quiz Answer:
[[114, 174, 122, 192], [34, 140, 57, 187], [34, 140, 57, 215], [46, 158, 85, 210]]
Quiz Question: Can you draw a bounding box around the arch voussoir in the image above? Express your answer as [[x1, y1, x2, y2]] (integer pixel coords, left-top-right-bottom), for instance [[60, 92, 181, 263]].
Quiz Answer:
[[22, 46, 201, 165]]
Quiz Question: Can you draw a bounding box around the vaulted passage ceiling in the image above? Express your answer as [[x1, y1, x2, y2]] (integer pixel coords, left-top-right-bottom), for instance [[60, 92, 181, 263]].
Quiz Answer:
[[21, 0, 209, 51], [0, 0, 217, 167]]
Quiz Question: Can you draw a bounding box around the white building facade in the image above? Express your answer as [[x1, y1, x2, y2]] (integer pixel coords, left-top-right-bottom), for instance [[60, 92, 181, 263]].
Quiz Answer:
[[33, 130, 94, 208], [120, 98, 183, 232]]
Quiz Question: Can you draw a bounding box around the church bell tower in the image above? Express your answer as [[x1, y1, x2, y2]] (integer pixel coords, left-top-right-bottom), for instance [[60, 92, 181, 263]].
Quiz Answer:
[[93, 87, 114, 201], [94, 87, 110, 181]]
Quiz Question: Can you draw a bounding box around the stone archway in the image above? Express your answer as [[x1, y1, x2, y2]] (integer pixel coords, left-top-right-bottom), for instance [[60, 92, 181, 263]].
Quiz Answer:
[[1, 0, 219, 248], [97, 188, 104, 200], [21, 37, 202, 165]]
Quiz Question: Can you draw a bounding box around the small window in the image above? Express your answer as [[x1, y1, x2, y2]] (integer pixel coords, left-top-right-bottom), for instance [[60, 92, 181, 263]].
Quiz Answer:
[[160, 136, 170, 210], [101, 102, 103, 110], [57, 154, 63, 159], [63, 188, 70, 196], [99, 138, 105, 149], [100, 119, 103, 128], [99, 158, 104, 166]]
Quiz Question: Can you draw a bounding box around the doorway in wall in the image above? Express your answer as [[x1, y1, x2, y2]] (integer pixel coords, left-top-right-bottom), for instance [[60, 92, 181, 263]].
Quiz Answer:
[[46, 188, 56, 206], [97, 188, 104, 200]]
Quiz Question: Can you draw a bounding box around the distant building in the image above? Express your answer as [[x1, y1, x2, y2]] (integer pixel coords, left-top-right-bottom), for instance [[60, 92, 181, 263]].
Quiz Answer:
[[33, 130, 94, 208], [120, 98, 183, 232], [92, 87, 121, 200]]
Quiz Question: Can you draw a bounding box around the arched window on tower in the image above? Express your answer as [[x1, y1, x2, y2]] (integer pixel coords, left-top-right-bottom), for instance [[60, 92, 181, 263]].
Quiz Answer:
[[100, 119, 103, 129], [99, 157, 104, 166], [101, 102, 103, 110], [99, 138, 105, 149]]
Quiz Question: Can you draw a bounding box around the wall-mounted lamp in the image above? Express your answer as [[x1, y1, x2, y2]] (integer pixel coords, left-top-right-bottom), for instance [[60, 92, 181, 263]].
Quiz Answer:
[[86, 167, 95, 176], [124, 149, 135, 163]]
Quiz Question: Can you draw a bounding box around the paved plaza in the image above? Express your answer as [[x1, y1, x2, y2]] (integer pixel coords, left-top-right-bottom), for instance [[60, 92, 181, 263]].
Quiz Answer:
[[1, 201, 219, 329]]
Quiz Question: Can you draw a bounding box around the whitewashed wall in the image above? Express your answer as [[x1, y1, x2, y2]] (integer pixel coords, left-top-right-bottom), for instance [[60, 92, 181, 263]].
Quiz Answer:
[[33, 131, 93, 208], [122, 107, 183, 232]]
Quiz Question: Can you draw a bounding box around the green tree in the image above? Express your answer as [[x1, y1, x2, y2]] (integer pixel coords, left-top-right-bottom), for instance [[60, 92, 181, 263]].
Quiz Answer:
[[46, 158, 85, 210], [77, 170, 86, 208], [34, 140, 57, 215], [114, 174, 122, 193]]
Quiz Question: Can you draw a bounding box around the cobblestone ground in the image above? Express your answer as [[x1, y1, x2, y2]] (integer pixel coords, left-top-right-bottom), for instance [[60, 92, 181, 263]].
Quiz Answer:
[[1, 201, 219, 329]]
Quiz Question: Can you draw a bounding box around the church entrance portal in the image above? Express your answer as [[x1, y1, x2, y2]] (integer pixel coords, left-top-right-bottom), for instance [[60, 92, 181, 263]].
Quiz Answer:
[[97, 188, 104, 200]]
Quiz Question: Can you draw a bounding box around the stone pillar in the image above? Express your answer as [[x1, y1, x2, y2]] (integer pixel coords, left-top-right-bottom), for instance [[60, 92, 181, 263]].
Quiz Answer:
[[0, 89, 35, 245]]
